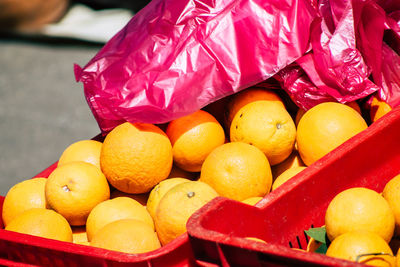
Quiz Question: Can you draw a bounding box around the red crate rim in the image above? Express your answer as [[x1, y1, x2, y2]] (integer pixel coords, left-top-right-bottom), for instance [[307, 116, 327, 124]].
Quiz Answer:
[[1, 132, 194, 264], [0, 226, 190, 262], [186, 106, 400, 266]]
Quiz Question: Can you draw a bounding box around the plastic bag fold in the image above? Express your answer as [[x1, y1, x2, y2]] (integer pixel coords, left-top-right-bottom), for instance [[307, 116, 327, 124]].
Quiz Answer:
[[277, 0, 389, 110], [75, 0, 317, 132], [76, 0, 400, 132]]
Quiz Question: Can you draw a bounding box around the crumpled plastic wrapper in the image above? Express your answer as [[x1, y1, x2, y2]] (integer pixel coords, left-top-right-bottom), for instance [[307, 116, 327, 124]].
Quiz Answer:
[[278, 0, 400, 110], [368, 5, 400, 108], [76, 0, 400, 132], [75, 0, 317, 132]]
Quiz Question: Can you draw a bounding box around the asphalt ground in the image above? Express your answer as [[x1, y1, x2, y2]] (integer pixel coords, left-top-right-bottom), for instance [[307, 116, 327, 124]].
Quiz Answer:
[[0, 36, 103, 195]]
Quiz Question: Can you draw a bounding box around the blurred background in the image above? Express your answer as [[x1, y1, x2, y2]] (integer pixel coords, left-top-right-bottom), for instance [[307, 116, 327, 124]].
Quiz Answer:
[[0, 38, 101, 195], [0, 0, 149, 195]]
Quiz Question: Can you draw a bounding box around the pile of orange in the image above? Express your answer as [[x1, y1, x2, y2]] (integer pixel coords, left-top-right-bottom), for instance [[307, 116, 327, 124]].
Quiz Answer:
[[302, 173, 400, 265], [2, 84, 391, 255]]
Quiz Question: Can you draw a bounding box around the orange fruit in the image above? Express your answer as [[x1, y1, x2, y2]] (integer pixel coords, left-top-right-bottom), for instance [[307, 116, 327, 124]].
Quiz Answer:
[[5, 208, 72, 242], [91, 219, 161, 254], [2, 178, 48, 227], [397, 248, 400, 267], [271, 166, 307, 191], [271, 148, 305, 179], [72, 226, 88, 244], [199, 142, 272, 201], [225, 87, 285, 130], [307, 238, 322, 253], [295, 101, 361, 126], [58, 140, 102, 169], [167, 164, 198, 180], [146, 177, 191, 219], [382, 174, 400, 237], [101, 122, 173, 194], [326, 231, 395, 266], [241, 197, 263, 206], [45, 161, 110, 226], [346, 101, 362, 114], [295, 108, 306, 127], [86, 197, 154, 241], [110, 190, 149, 206], [230, 101, 296, 165], [245, 237, 267, 243], [154, 181, 218, 245], [296, 102, 368, 166], [370, 95, 392, 122], [325, 187, 394, 243], [166, 110, 225, 172]]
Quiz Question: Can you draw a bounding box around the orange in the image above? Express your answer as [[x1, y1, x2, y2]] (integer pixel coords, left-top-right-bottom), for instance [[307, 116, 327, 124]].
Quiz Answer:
[[146, 177, 191, 219], [382, 174, 400, 237], [325, 187, 394, 243], [5, 208, 72, 242], [245, 237, 267, 243], [296, 102, 368, 166], [346, 101, 362, 114], [230, 101, 296, 165], [101, 122, 173, 194], [166, 110, 225, 172], [370, 95, 392, 122], [91, 219, 161, 254], [154, 181, 218, 245], [86, 197, 154, 241], [45, 161, 110, 226], [295, 108, 306, 127], [307, 238, 322, 253], [326, 231, 395, 266], [271, 166, 307, 191], [72, 226, 88, 245], [2, 178, 47, 227], [295, 101, 361, 126], [58, 140, 102, 169], [397, 248, 400, 267], [225, 87, 285, 130], [168, 164, 198, 180], [271, 149, 305, 179], [199, 142, 272, 201], [110, 190, 149, 206], [241, 197, 263, 206]]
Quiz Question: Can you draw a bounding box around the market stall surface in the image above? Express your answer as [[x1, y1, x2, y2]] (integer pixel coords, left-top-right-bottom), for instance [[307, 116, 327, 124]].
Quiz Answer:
[[0, 37, 101, 195]]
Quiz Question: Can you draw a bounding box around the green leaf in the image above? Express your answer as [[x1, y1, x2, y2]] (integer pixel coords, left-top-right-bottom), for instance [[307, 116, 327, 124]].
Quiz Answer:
[[314, 243, 328, 254], [304, 226, 327, 244]]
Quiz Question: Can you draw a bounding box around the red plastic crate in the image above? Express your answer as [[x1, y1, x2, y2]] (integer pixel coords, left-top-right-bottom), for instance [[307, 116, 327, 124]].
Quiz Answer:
[[0, 136, 196, 267], [187, 106, 400, 266]]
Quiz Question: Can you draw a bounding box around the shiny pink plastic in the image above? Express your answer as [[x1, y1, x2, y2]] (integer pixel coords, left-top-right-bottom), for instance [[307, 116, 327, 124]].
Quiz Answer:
[[278, 0, 400, 110], [355, 0, 400, 108], [76, 0, 399, 132], [75, 0, 317, 132]]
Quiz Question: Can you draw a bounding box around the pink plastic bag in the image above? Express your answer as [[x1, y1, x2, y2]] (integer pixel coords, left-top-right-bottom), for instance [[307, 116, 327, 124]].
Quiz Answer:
[[76, 0, 400, 132], [278, 0, 400, 111], [378, 11, 400, 107], [277, 0, 387, 110], [75, 0, 317, 132], [356, 1, 400, 108]]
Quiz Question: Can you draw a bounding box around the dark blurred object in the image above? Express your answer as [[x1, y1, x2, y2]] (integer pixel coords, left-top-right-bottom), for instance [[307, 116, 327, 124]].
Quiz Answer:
[[73, 0, 151, 12], [0, 0, 69, 31]]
